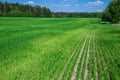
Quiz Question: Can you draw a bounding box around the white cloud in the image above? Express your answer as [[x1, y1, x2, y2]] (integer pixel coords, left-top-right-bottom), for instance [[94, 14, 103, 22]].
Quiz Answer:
[[86, 0, 104, 6], [24, 1, 35, 5]]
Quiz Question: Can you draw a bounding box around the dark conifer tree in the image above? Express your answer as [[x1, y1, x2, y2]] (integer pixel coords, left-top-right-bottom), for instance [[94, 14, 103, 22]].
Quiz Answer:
[[102, 0, 120, 23], [0, 1, 52, 17]]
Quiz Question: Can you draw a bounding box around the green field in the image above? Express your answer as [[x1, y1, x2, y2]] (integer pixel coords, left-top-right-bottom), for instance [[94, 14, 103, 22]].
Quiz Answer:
[[0, 18, 120, 80]]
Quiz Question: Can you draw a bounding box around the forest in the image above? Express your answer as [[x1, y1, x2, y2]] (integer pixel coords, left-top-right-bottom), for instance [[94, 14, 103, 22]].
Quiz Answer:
[[0, 2, 52, 17]]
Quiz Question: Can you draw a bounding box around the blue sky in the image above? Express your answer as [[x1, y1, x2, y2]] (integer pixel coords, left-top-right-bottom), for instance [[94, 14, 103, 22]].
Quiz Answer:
[[0, 0, 110, 12]]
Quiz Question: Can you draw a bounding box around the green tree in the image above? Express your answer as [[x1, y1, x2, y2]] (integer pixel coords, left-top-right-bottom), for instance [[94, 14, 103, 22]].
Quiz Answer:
[[8, 10, 22, 17], [102, 0, 120, 23]]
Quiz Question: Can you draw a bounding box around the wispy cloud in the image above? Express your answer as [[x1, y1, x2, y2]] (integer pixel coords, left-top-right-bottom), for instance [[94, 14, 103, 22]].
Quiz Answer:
[[24, 1, 35, 5], [85, 0, 104, 6], [64, 0, 78, 3], [52, 4, 71, 7], [97, 10, 103, 12], [73, 0, 78, 3], [75, 4, 79, 7], [63, 0, 68, 2], [57, 4, 71, 7], [63, 4, 71, 6]]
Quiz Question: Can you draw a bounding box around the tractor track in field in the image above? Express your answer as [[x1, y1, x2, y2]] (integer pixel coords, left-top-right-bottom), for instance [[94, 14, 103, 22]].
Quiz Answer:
[[78, 39, 87, 80], [93, 36, 99, 80], [71, 33, 89, 80], [84, 33, 92, 80], [78, 34, 89, 80], [52, 34, 84, 80], [58, 38, 82, 80], [44, 43, 76, 80]]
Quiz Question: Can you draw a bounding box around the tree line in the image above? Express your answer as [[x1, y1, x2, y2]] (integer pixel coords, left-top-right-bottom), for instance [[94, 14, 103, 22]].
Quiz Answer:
[[53, 12, 102, 18], [0, 2, 52, 17]]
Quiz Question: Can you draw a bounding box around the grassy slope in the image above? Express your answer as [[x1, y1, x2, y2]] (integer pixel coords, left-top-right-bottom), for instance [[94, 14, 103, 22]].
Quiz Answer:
[[0, 18, 120, 80]]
